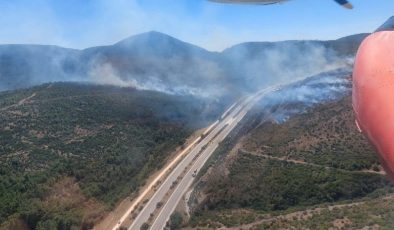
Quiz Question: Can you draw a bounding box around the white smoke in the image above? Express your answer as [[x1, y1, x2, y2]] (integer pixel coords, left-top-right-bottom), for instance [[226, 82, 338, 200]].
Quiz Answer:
[[255, 68, 352, 124], [87, 61, 213, 98], [88, 63, 139, 88], [224, 41, 351, 92]]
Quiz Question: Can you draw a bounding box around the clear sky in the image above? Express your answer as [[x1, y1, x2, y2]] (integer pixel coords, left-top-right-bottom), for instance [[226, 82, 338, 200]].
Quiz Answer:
[[0, 0, 393, 51]]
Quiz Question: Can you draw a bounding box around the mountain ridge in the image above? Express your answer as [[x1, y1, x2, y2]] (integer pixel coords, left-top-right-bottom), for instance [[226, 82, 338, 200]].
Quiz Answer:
[[0, 31, 368, 95], [0, 31, 369, 53]]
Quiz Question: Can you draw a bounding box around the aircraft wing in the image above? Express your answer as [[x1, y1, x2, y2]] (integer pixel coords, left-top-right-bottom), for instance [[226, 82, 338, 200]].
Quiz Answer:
[[208, 0, 353, 9], [208, 0, 285, 5]]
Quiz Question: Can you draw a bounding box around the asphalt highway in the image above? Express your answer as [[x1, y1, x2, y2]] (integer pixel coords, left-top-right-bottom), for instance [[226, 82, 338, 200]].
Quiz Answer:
[[125, 86, 279, 230]]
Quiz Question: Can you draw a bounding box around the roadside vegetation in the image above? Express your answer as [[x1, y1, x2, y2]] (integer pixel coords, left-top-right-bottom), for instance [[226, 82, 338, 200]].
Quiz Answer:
[[187, 96, 393, 229], [243, 96, 380, 171], [251, 193, 394, 229]]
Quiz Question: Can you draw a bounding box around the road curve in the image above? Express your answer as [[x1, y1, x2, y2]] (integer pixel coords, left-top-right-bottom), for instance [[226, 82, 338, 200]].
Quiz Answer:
[[148, 87, 276, 229], [125, 86, 278, 230]]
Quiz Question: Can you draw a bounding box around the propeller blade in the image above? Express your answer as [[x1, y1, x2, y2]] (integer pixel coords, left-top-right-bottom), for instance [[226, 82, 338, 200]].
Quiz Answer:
[[334, 0, 353, 9]]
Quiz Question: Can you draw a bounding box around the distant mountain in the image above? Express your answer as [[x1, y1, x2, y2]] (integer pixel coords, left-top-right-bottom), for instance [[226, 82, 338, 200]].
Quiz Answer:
[[80, 31, 226, 96], [221, 33, 368, 91], [223, 33, 369, 57], [0, 31, 368, 95], [324, 33, 370, 56], [0, 45, 80, 90]]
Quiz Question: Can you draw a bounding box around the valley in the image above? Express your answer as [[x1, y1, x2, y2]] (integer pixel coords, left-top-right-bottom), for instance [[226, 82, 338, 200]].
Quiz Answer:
[[0, 29, 389, 230], [2, 0, 394, 229]]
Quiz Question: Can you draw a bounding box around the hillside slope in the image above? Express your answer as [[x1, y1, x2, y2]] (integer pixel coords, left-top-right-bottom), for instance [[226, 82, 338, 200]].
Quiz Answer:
[[186, 92, 393, 229], [0, 83, 222, 229]]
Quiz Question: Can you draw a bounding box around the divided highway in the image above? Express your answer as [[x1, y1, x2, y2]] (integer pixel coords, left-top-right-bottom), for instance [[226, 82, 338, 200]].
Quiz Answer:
[[118, 86, 279, 230]]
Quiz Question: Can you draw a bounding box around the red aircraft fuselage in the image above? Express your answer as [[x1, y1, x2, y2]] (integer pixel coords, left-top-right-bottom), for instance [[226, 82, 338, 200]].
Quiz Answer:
[[353, 29, 394, 180]]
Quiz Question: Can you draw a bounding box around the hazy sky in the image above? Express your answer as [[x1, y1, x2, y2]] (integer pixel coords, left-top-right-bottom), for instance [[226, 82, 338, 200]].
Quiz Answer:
[[0, 0, 393, 51]]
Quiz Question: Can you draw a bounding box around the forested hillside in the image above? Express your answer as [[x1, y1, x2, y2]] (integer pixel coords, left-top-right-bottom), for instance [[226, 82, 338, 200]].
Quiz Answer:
[[187, 95, 393, 229], [0, 83, 221, 230]]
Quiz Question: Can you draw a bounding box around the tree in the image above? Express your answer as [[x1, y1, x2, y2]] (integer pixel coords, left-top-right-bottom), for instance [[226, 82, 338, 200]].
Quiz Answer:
[[170, 212, 183, 230], [140, 223, 149, 230]]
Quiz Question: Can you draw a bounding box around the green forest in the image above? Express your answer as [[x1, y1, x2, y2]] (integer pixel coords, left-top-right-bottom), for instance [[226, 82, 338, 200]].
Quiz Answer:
[[0, 83, 221, 229], [188, 96, 393, 229]]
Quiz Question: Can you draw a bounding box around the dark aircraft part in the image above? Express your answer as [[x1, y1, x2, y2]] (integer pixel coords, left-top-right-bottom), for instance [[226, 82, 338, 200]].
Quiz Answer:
[[208, 0, 284, 5], [353, 17, 394, 181], [208, 0, 353, 8], [334, 0, 349, 5], [334, 0, 353, 9]]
